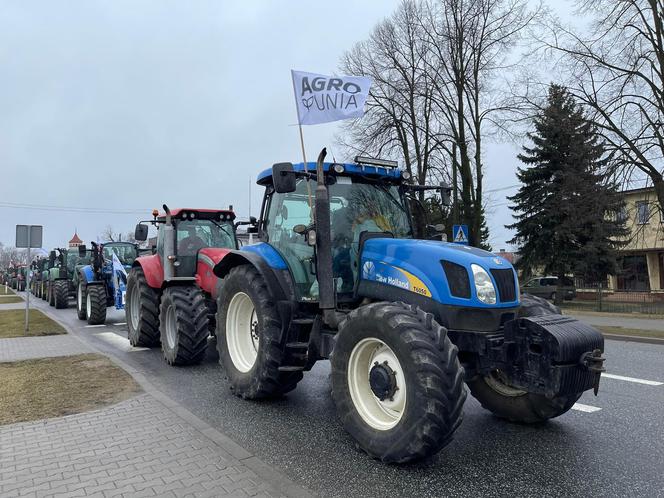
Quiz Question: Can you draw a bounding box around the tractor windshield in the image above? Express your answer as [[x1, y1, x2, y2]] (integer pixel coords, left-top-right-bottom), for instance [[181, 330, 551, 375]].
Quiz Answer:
[[66, 251, 84, 272], [175, 219, 235, 256], [265, 176, 412, 300], [103, 243, 138, 265]]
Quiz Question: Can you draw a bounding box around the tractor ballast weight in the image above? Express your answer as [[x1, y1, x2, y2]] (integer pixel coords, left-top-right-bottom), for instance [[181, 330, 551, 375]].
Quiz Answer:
[[209, 148, 606, 464]]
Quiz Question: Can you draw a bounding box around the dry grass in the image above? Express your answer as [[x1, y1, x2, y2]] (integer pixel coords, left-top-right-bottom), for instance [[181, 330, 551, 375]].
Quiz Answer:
[[0, 353, 142, 425], [0, 309, 66, 338], [0, 295, 23, 304], [0, 286, 15, 295], [598, 326, 664, 340]]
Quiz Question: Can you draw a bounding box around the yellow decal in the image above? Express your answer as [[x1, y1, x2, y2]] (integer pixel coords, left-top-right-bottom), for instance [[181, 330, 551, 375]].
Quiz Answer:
[[389, 265, 432, 298]]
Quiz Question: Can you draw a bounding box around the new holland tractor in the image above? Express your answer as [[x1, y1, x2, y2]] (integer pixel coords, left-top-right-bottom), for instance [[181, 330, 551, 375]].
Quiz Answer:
[[198, 149, 605, 463], [126, 207, 240, 365], [75, 241, 138, 325]]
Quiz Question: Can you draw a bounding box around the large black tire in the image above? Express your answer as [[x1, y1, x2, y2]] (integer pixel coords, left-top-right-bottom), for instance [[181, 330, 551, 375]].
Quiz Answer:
[[53, 280, 69, 309], [86, 284, 107, 325], [48, 282, 55, 307], [159, 286, 209, 365], [40, 281, 47, 300], [466, 292, 580, 423], [125, 267, 161, 347], [216, 265, 303, 399], [330, 302, 467, 463], [76, 280, 87, 320]]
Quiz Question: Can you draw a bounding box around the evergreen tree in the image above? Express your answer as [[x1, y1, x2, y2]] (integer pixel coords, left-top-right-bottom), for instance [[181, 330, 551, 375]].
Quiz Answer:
[[507, 85, 627, 303]]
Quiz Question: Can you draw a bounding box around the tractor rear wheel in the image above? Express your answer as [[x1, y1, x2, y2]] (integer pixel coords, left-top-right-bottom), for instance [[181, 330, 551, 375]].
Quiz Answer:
[[54, 280, 69, 309], [86, 284, 107, 325], [217, 265, 303, 399], [159, 286, 209, 365], [466, 292, 581, 423], [76, 281, 87, 320], [330, 302, 466, 463], [126, 267, 161, 347]]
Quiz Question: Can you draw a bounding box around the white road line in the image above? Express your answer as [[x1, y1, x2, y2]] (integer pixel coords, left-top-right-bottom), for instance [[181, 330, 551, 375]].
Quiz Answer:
[[94, 332, 148, 351], [571, 403, 602, 413], [603, 373, 663, 386], [84, 324, 106, 328], [113, 322, 127, 326]]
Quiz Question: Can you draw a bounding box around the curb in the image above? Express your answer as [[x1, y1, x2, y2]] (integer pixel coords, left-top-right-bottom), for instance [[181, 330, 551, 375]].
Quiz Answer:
[[32, 295, 313, 498], [602, 333, 664, 345]]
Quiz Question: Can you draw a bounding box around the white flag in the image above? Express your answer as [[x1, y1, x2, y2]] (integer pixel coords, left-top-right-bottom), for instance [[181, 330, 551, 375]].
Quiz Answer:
[[291, 70, 372, 125], [112, 253, 127, 278]]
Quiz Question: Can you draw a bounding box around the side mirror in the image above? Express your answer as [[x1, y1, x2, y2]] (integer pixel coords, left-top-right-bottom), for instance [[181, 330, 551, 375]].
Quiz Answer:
[[434, 224, 445, 233], [439, 183, 452, 206], [249, 216, 257, 225], [135, 223, 148, 241], [78, 244, 87, 257], [272, 162, 296, 194]]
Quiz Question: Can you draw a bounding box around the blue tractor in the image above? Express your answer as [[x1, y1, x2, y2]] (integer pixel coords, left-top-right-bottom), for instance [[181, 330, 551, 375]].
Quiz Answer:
[[76, 241, 138, 325]]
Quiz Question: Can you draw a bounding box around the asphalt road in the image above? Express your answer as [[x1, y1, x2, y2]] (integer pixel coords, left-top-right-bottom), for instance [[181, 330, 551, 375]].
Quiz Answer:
[[23, 294, 664, 497]]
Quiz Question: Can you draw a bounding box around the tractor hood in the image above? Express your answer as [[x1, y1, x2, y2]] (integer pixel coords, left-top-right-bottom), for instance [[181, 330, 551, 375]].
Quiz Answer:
[[359, 238, 519, 309]]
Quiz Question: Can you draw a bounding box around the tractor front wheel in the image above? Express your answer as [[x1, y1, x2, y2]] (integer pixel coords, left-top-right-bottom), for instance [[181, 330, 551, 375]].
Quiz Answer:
[[86, 284, 107, 325], [217, 265, 303, 399], [466, 292, 581, 423], [53, 280, 69, 309], [48, 282, 55, 307], [159, 286, 209, 365], [330, 302, 467, 463], [76, 281, 87, 320]]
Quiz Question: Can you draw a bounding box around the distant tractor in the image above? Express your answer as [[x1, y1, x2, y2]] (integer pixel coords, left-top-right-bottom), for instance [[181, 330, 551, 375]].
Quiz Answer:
[[44, 248, 90, 309], [204, 150, 606, 463], [75, 241, 138, 325], [30, 259, 49, 298], [126, 207, 240, 365]]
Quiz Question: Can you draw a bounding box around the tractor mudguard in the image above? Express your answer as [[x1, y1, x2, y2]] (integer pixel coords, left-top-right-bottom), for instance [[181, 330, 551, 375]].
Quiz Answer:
[[133, 254, 163, 289], [213, 249, 292, 303], [79, 266, 96, 284], [196, 248, 233, 297]]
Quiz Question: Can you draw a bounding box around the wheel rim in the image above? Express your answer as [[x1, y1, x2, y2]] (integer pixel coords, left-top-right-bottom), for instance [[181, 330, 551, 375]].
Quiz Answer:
[[129, 286, 140, 331], [347, 337, 406, 431], [77, 284, 83, 312], [86, 292, 92, 317], [164, 304, 177, 350], [484, 370, 527, 397], [226, 292, 259, 373]]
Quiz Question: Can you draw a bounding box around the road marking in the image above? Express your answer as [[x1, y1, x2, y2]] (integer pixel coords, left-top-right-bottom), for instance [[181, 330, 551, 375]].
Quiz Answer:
[[603, 373, 663, 386], [571, 403, 602, 413], [113, 322, 127, 326], [94, 332, 148, 351], [85, 324, 106, 328]]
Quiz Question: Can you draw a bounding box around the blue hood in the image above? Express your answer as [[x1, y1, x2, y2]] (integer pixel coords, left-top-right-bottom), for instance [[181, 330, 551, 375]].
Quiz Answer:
[[360, 238, 519, 308]]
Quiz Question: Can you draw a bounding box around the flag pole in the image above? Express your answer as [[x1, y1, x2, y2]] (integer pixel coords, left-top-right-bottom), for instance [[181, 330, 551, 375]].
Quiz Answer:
[[291, 70, 314, 218]]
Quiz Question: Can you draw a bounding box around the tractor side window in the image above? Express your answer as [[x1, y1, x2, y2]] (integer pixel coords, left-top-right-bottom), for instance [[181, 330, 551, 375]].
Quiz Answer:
[[265, 179, 317, 300]]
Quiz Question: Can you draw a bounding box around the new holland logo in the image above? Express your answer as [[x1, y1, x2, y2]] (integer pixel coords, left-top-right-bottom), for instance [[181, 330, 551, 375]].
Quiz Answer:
[[492, 257, 503, 265], [362, 261, 376, 280]]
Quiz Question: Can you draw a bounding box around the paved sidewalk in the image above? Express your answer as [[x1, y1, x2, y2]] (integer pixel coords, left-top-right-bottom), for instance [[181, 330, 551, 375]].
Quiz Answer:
[[0, 394, 295, 498], [569, 312, 664, 332], [0, 335, 92, 363]]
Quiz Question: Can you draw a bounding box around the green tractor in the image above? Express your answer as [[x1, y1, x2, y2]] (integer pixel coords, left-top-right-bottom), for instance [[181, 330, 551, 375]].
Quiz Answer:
[[45, 248, 91, 309], [30, 258, 50, 299]]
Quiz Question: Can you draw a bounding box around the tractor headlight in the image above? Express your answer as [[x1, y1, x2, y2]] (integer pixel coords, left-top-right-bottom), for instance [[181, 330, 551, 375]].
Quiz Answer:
[[471, 264, 496, 304]]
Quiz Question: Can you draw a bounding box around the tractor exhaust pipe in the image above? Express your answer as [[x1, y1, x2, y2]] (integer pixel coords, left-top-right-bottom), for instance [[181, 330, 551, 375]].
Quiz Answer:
[[162, 204, 176, 280], [313, 148, 337, 327]]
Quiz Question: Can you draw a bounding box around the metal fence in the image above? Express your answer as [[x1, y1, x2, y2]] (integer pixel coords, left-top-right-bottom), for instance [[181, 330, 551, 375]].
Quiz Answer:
[[562, 286, 664, 315]]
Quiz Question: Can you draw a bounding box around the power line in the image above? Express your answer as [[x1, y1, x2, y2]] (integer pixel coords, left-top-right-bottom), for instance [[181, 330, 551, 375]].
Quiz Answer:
[[0, 201, 148, 215]]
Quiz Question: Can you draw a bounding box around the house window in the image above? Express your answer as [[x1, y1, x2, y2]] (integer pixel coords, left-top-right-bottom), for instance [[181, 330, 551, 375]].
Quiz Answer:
[[617, 205, 628, 223], [636, 201, 649, 224], [617, 255, 650, 291]]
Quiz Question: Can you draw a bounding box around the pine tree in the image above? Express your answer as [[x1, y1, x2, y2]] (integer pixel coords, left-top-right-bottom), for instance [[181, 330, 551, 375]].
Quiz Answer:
[[507, 85, 627, 302]]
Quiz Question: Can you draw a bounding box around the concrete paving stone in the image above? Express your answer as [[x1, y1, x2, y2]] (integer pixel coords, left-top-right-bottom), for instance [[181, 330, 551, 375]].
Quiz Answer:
[[0, 335, 93, 362]]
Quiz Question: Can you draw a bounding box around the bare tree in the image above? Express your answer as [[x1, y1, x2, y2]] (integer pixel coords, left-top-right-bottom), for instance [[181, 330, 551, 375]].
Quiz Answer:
[[542, 0, 664, 211], [339, 0, 536, 246]]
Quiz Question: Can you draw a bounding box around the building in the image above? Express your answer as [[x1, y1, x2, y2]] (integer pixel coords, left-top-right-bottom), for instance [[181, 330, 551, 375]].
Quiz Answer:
[[68, 232, 83, 248], [609, 187, 664, 293]]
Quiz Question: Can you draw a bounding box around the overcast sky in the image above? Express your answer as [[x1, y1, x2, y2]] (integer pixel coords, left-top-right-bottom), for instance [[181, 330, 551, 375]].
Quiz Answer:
[[0, 0, 572, 251]]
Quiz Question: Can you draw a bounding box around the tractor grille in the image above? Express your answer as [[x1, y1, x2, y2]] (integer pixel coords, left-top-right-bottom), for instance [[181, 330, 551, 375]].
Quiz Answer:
[[441, 260, 471, 298], [491, 268, 517, 303]]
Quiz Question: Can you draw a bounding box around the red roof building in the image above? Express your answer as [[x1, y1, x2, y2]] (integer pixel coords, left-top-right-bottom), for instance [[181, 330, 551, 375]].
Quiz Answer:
[[68, 232, 83, 248]]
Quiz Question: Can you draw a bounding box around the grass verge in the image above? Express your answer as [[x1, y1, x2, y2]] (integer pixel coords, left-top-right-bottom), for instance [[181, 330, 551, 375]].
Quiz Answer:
[[0, 309, 66, 338], [0, 296, 23, 304], [0, 353, 142, 425], [597, 326, 664, 340], [0, 286, 15, 295]]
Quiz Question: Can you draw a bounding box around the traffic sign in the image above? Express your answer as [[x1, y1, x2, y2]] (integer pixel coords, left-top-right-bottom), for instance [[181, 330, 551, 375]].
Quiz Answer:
[[452, 224, 469, 245], [16, 225, 43, 248]]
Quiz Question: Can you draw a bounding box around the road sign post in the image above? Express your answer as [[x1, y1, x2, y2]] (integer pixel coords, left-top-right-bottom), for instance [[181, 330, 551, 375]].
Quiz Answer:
[[16, 225, 43, 334]]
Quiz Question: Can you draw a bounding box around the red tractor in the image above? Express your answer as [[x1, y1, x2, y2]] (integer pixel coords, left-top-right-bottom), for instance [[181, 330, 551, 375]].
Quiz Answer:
[[126, 206, 244, 365]]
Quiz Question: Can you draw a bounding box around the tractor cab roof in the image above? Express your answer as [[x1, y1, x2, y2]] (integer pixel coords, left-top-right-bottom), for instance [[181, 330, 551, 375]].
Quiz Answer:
[[256, 161, 405, 186], [157, 208, 236, 222]]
